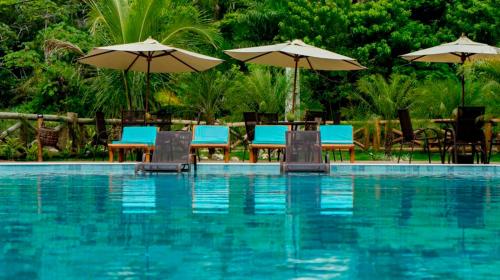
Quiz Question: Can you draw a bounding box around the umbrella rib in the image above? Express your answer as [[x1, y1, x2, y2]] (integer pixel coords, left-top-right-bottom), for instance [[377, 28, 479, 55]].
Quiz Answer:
[[305, 57, 315, 70], [278, 51, 298, 59], [77, 50, 115, 61], [242, 51, 273, 62], [407, 55, 426, 63], [152, 50, 175, 58], [166, 50, 200, 72], [343, 59, 364, 69], [125, 55, 141, 72]]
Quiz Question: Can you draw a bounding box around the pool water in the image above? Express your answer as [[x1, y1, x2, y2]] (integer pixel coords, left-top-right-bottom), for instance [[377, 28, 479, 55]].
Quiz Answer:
[[0, 165, 499, 279]]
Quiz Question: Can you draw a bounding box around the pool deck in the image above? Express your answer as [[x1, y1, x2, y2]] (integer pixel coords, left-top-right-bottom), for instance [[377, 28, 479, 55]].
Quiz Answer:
[[0, 161, 498, 177]]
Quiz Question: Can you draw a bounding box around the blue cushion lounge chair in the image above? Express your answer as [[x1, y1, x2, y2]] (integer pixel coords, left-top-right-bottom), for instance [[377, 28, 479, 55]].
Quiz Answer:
[[249, 125, 289, 163], [135, 131, 195, 173], [190, 125, 230, 162], [320, 125, 355, 163], [280, 131, 330, 173], [108, 126, 158, 162]]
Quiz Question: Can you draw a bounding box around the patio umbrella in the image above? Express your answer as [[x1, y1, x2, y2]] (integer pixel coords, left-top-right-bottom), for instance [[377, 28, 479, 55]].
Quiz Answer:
[[401, 34, 500, 106], [79, 37, 223, 112], [224, 39, 365, 113]]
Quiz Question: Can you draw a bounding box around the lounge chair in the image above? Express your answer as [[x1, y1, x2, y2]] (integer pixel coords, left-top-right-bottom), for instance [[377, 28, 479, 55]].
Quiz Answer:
[[280, 131, 330, 173], [320, 125, 355, 163], [249, 125, 288, 163], [396, 108, 442, 163], [135, 131, 195, 173], [108, 126, 158, 162], [190, 125, 230, 162]]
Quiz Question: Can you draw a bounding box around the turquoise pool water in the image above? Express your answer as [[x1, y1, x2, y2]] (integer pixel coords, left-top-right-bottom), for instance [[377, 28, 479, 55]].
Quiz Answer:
[[0, 164, 499, 279]]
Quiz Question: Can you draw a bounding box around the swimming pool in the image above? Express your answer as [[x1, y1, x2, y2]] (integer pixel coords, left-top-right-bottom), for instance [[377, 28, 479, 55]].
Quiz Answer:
[[1, 164, 499, 279]]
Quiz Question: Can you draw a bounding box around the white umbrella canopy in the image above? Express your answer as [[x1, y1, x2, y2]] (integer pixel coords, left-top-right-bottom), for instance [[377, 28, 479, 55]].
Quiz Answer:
[[225, 39, 365, 112], [79, 38, 223, 111], [400, 35, 500, 105]]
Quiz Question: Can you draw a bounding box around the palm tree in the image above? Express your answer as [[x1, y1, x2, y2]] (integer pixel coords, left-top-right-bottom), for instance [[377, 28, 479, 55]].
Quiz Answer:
[[84, 0, 221, 115], [352, 74, 416, 156], [221, 66, 289, 121], [173, 69, 238, 125]]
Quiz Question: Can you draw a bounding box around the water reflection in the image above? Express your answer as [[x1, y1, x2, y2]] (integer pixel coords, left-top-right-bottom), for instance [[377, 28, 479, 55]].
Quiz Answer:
[[0, 173, 499, 279]]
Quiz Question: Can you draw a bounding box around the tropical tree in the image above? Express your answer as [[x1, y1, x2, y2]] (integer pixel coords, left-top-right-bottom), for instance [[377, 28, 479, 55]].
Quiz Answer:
[[224, 66, 289, 119], [172, 68, 240, 125], [84, 0, 221, 115], [350, 74, 417, 156]]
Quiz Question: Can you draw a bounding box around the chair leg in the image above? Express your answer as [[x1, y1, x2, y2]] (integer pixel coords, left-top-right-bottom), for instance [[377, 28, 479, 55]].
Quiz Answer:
[[409, 141, 415, 164], [332, 150, 336, 162], [268, 149, 271, 162], [426, 140, 431, 164], [397, 142, 403, 163], [338, 149, 343, 162]]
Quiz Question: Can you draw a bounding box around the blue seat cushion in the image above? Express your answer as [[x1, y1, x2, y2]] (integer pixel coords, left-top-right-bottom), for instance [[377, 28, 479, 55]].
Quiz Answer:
[[252, 125, 288, 145], [320, 125, 353, 144], [112, 126, 157, 146], [192, 125, 229, 144]]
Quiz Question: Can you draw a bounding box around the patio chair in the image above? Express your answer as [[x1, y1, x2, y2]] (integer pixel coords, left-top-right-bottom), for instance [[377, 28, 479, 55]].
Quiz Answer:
[[258, 113, 278, 124], [488, 127, 499, 164], [190, 125, 230, 162], [151, 109, 172, 131], [319, 125, 355, 163], [108, 126, 158, 162], [280, 131, 330, 173], [396, 108, 442, 163], [304, 110, 326, 130], [249, 125, 288, 163], [444, 106, 487, 163], [135, 131, 195, 173], [242, 112, 258, 161], [91, 111, 110, 160], [121, 110, 146, 128]]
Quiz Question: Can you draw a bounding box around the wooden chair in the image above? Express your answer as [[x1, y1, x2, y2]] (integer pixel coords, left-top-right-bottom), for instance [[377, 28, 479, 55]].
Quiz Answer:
[[121, 110, 146, 128], [304, 110, 326, 130], [396, 108, 442, 163], [190, 125, 230, 162], [443, 106, 486, 163], [249, 125, 289, 163], [91, 111, 111, 160], [319, 125, 355, 163]]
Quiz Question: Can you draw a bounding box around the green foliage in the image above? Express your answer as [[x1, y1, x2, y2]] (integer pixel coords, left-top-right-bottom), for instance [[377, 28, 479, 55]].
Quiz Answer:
[[84, 0, 222, 114], [0, 0, 499, 126], [225, 66, 289, 119], [0, 137, 25, 160], [172, 68, 240, 124], [351, 74, 417, 121]]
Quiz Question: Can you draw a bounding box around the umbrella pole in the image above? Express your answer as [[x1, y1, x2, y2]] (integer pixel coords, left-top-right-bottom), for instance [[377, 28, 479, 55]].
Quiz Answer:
[[461, 73, 465, 106], [146, 56, 151, 113], [460, 55, 466, 106], [291, 57, 299, 113]]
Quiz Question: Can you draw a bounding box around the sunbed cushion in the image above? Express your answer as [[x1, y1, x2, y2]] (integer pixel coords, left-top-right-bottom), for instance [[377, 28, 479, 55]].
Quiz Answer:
[[191, 125, 229, 144], [320, 125, 353, 144], [252, 125, 288, 145], [112, 126, 157, 145]]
